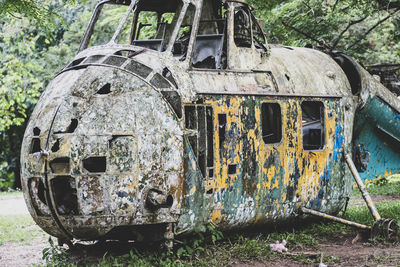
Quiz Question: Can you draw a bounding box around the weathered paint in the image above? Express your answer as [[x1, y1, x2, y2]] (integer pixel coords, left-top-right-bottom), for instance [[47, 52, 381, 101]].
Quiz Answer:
[[176, 95, 350, 233], [20, 0, 400, 242], [353, 96, 400, 182]]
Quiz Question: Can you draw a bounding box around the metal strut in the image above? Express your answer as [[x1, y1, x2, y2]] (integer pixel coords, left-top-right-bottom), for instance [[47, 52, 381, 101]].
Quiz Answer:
[[345, 154, 381, 221], [301, 207, 371, 230], [300, 154, 398, 240]]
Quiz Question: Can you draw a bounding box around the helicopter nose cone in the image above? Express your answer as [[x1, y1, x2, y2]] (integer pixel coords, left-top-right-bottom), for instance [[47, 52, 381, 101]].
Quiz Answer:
[[22, 65, 183, 240]]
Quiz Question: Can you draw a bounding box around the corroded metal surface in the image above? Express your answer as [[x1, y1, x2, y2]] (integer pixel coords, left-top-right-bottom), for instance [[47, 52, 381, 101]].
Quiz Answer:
[[20, 0, 400, 242]]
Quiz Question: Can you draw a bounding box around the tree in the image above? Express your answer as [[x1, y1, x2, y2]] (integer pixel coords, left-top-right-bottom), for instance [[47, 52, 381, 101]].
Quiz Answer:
[[248, 0, 400, 66], [0, 0, 89, 190]]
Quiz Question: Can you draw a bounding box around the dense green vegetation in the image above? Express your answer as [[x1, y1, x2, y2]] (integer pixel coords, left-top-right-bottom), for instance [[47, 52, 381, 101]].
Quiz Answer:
[[0, 0, 399, 190]]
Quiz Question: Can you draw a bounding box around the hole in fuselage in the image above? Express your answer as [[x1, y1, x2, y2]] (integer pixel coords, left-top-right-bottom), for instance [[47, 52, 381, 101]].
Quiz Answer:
[[51, 139, 61, 152], [97, 83, 112, 95], [228, 164, 237, 175], [51, 176, 79, 215], [83, 157, 107, 173], [218, 114, 227, 147], [30, 138, 41, 154], [50, 158, 70, 174], [54, 119, 78, 134], [166, 195, 173, 208], [67, 119, 78, 133], [33, 127, 41, 136]]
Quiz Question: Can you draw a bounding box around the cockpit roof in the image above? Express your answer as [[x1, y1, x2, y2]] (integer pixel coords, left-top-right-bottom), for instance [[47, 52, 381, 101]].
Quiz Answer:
[[137, 0, 182, 12]]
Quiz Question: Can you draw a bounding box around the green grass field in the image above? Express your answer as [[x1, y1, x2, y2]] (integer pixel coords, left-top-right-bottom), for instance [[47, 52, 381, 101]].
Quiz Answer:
[[0, 214, 46, 245]]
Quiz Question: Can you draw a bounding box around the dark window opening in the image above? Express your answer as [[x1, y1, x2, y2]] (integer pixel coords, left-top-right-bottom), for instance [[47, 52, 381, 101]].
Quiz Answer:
[[50, 158, 70, 174], [184, 104, 215, 178], [124, 60, 152, 78], [218, 114, 226, 148], [54, 119, 78, 134], [206, 107, 214, 168], [83, 157, 107, 173], [161, 91, 182, 118], [261, 103, 282, 144], [51, 176, 79, 215], [150, 73, 171, 89], [197, 106, 206, 177], [184, 106, 197, 130], [30, 138, 41, 154], [208, 168, 214, 178], [228, 164, 237, 175], [172, 4, 196, 60], [103, 56, 127, 67], [83, 55, 105, 64], [67, 58, 85, 68], [191, 1, 227, 69], [302, 101, 325, 150], [162, 67, 178, 88], [33, 127, 41, 136], [192, 21, 227, 69], [234, 7, 252, 48], [97, 83, 112, 95], [251, 15, 267, 50], [67, 119, 79, 133], [51, 139, 60, 153], [188, 136, 197, 156]]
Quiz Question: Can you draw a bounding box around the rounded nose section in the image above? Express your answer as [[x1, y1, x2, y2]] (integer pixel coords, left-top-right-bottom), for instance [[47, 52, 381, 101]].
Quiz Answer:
[[22, 65, 183, 240]]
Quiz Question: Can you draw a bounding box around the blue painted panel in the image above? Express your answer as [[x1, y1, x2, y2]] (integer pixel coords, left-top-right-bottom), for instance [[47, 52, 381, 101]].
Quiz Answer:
[[353, 96, 400, 182]]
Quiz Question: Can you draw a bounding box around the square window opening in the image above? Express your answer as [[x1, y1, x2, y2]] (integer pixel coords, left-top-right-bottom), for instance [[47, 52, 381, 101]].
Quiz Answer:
[[301, 101, 325, 150], [261, 103, 282, 144]]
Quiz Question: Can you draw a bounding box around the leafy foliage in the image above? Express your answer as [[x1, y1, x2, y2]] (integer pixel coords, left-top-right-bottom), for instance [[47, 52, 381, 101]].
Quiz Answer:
[[0, 0, 399, 190], [249, 0, 400, 65], [0, 0, 90, 190]]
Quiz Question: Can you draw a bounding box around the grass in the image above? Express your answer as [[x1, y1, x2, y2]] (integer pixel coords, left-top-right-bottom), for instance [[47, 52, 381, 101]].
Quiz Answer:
[[353, 174, 400, 196], [0, 214, 46, 245], [39, 198, 400, 267], [2, 179, 397, 266], [0, 190, 23, 198]]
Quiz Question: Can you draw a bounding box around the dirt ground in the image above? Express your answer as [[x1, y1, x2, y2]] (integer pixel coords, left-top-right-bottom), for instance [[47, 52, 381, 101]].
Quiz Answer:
[[0, 239, 48, 267], [0, 193, 29, 215], [1, 194, 400, 266], [0, 194, 48, 267]]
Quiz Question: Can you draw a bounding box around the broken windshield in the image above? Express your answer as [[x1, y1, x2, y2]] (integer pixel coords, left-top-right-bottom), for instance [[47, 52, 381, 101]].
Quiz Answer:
[[80, 0, 187, 52], [80, 0, 133, 50]]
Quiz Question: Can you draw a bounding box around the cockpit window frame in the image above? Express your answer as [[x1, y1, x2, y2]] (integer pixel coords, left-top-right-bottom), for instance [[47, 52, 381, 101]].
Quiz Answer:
[[78, 0, 269, 70], [79, 0, 137, 52]]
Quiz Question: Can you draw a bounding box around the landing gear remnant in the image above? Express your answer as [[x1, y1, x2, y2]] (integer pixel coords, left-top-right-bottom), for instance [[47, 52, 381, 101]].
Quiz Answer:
[[301, 154, 398, 241]]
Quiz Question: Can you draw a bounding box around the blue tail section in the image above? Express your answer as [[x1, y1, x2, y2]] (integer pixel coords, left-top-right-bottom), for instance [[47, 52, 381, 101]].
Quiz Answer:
[[353, 96, 400, 182]]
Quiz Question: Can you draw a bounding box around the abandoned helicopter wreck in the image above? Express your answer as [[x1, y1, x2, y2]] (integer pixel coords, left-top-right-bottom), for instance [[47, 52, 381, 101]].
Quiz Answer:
[[21, 0, 400, 246]]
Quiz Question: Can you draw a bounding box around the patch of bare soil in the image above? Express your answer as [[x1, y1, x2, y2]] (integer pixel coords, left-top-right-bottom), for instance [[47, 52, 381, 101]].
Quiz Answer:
[[0, 194, 47, 267], [0, 238, 48, 267], [233, 234, 400, 267], [0, 194, 29, 215]]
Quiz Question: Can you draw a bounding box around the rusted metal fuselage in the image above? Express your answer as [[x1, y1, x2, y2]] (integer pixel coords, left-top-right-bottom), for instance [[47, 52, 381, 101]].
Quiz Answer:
[[21, 0, 400, 243]]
